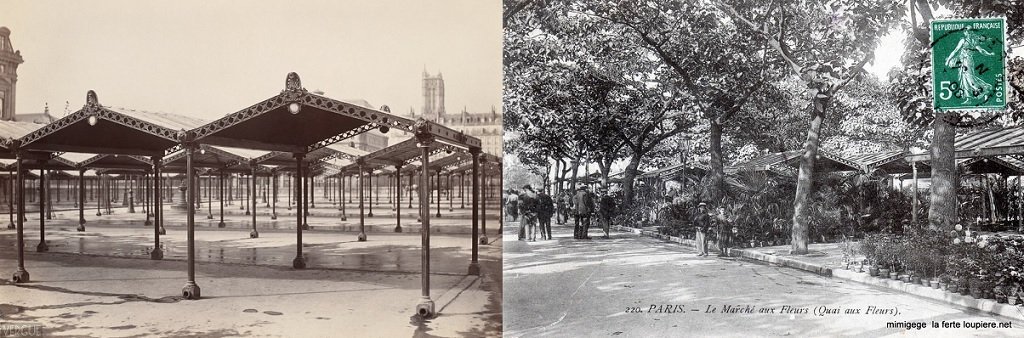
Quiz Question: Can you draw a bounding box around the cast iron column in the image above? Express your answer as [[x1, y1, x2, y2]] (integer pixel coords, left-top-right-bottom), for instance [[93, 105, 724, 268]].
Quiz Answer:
[[415, 129, 435, 318], [12, 151, 29, 283], [245, 173, 250, 215], [181, 140, 200, 299], [395, 165, 403, 233], [77, 169, 86, 231], [340, 174, 347, 221], [435, 171, 442, 218], [250, 163, 258, 238], [480, 157, 488, 244], [151, 156, 164, 259], [218, 170, 225, 227], [367, 172, 374, 218], [358, 161, 367, 241], [7, 169, 13, 230], [37, 168, 47, 252], [302, 171, 309, 229], [292, 153, 306, 269], [96, 175, 102, 216], [271, 171, 278, 220], [469, 148, 481, 274]]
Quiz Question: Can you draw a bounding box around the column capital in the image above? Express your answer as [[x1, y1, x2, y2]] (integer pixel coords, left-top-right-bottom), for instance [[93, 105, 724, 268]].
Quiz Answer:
[[468, 146, 481, 155]]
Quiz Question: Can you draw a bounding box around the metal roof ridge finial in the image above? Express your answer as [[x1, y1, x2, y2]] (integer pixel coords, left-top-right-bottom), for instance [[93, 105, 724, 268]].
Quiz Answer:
[[85, 90, 99, 107], [284, 72, 305, 92]]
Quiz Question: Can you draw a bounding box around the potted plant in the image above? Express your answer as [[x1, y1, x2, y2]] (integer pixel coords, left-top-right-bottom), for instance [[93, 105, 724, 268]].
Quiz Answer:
[[938, 274, 950, 290]]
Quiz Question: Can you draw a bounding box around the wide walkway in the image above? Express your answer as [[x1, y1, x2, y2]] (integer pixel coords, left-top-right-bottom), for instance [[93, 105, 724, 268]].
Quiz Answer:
[[0, 222, 502, 336], [503, 220, 1023, 337]]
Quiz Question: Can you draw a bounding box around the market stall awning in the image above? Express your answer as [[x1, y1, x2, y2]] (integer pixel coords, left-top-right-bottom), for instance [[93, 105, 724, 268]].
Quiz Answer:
[[727, 149, 859, 175], [190, 73, 480, 154], [15, 91, 207, 156], [907, 126, 1024, 161]]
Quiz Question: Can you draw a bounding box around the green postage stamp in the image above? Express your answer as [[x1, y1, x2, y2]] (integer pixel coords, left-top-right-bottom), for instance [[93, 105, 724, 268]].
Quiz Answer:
[[931, 17, 1007, 111]]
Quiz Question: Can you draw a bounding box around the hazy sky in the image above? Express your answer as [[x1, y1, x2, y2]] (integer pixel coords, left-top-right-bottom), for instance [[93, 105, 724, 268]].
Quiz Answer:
[[0, 0, 502, 120]]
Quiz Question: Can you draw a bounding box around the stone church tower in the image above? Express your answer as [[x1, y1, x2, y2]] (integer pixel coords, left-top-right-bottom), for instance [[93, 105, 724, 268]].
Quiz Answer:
[[0, 27, 24, 121], [422, 68, 445, 121]]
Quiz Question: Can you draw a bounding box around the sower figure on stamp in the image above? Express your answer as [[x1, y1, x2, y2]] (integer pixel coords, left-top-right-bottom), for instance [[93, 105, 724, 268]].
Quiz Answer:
[[573, 186, 594, 240], [518, 185, 539, 241], [692, 202, 710, 256], [537, 187, 554, 240], [598, 188, 616, 239]]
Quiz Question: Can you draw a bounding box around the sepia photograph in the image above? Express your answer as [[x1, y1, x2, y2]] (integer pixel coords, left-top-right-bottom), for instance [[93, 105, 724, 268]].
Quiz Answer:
[[0, 0, 503, 337], [503, 0, 1023, 337]]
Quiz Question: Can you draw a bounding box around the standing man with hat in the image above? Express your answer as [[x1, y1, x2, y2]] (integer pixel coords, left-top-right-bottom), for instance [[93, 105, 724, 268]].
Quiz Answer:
[[693, 202, 710, 256], [597, 187, 616, 239], [573, 186, 595, 239], [537, 186, 555, 240], [518, 185, 540, 241]]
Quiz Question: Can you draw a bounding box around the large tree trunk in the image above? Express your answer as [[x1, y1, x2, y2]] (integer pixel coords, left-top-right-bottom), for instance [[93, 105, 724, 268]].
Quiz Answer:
[[570, 158, 580, 192], [708, 120, 725, 205], [598, 158, 612, 190], [928, 113, 957, 231], [791, 108, 825, 255], [621, 156, 642, 207]]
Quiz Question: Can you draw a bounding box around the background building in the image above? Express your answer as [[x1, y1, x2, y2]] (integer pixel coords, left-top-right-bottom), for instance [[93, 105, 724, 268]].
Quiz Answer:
[[0, 26, 24, 121], [404, 69, 503, 157]]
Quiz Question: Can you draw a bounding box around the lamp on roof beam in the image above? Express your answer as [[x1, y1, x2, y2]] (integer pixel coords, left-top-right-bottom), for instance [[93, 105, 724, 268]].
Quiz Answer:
[[87, 115, 98, 126], [288, 102, 302, 115]]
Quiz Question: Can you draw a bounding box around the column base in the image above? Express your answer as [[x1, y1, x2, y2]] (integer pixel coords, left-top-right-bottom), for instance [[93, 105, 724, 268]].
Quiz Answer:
[[159, 226, 166, 235], [292, 256, 306, 269], [271, 214, 277, 220], [467, 262, 480, 276], [36, 241, 48, 252], [96, 212, 102, 217], [144, 219, 152, 226], [302, 223, 309, 231], [182, 281, 201, 300], [394, 226, 402, 233], [217, 221, 226, 228], [391, 207, 396, 211], [435, 213, 442, 218], [449, 208, 453, 212], [479, 235, 489, 245], [207, 214, 213, 220], [245, 211, 250, 216], [12, 268, 30, 283], [368, 212, 374, 218], [250, 230, 259, 239], [357, 232, 367, 241], [341, 216, 348, 221], [8, 222, 15, 229], [77, 224, 86, 232], [151, 248, 163, 260], [311, 204, 316, 209], [287, 207, 292, 211], [415, 298, 436, 318]]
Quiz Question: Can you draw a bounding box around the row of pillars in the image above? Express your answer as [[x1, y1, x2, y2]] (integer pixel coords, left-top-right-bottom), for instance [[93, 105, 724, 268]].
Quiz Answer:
[[7, 142, 492, 318]]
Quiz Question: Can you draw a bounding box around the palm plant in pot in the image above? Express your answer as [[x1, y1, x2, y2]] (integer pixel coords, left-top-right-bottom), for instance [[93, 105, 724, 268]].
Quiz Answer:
[[860, 234, 879, 276]]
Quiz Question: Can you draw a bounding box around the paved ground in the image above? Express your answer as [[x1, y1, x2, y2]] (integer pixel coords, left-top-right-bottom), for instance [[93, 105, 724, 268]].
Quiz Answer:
[[503, 220, 1024, 337], [0, 219, 502, 336]]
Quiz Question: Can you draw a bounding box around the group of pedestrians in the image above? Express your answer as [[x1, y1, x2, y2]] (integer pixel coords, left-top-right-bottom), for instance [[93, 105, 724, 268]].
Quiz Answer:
[[510, 185, 554, 241], [507, 184, 617, 241], [691, 202, 731, 257]]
